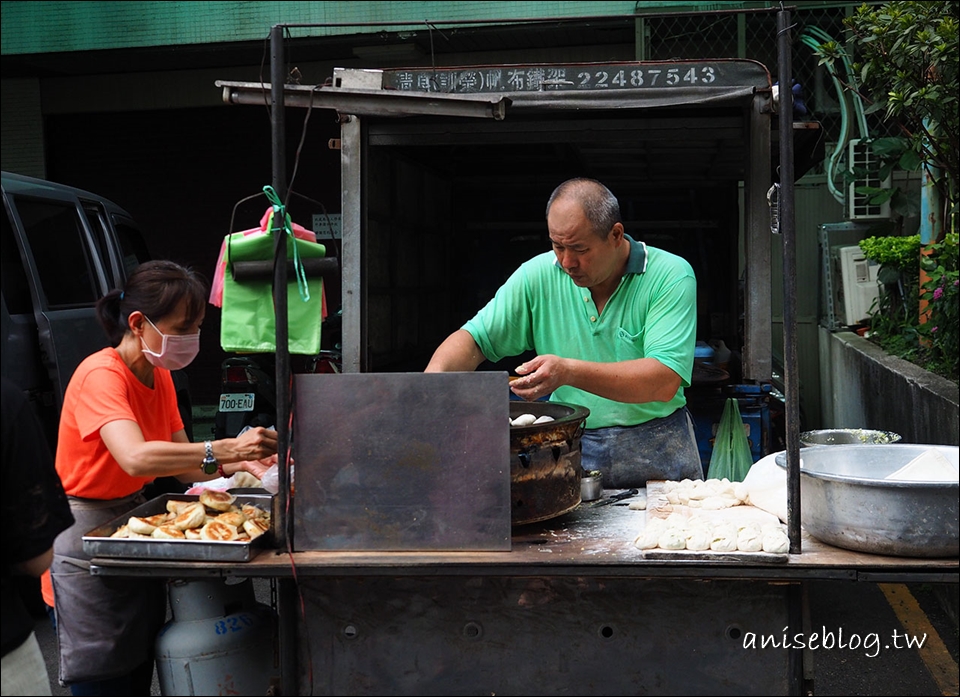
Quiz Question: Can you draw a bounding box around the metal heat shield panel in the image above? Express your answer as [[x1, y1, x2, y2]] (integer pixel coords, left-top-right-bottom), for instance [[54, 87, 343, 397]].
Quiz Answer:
[[293, 372, 511, 551]]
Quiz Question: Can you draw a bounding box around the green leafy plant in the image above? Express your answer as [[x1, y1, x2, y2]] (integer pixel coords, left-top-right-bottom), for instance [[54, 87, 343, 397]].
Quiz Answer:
[[919, 232, 959, 378], [814, 1, 958, 232], [859, 234, 921, 338], [859, 233, 959, 381], [815, 2, 958, 383], [848, 1, 958, 228]]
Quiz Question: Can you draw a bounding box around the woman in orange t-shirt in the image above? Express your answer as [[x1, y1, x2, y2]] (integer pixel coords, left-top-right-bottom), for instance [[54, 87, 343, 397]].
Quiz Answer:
[[44, 260, 278, 696]]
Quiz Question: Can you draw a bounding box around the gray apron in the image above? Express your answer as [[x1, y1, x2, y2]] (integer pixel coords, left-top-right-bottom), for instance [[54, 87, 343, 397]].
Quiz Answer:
[[580, 407, 703, 488], [51, 492, 167, 685]]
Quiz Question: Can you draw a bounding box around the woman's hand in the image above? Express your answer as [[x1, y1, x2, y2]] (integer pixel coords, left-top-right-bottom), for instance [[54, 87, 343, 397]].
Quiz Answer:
[[223, 453, 282, 482], [225, 427, 278, 462]]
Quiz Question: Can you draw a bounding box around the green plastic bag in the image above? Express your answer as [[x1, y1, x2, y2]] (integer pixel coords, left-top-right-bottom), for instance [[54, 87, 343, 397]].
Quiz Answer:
[[220, 214, 326, 355], [707, 398, 753, 482]]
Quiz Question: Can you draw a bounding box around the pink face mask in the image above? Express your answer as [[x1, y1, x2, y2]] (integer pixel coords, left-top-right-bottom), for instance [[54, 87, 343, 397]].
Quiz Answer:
[[140, 316, 201, 371]]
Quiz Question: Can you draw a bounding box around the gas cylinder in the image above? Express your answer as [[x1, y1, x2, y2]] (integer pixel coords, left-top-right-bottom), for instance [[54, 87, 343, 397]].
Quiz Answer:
[[155, 578, 277, 696]]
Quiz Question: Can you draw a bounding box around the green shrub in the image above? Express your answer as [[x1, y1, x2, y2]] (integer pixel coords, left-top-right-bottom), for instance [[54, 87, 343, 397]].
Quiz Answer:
[[859, 233, 958, 382], [920, 232, 959, 378]]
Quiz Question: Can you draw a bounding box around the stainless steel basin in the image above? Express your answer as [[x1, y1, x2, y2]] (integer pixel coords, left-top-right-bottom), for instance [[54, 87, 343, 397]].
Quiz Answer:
[[776, 444, 958, 557]]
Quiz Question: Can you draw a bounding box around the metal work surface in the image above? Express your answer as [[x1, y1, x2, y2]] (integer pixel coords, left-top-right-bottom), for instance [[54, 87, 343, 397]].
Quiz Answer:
[[91, 495, 958, 583], [294, 575, 794, 696], [292, 372, 512, 551]]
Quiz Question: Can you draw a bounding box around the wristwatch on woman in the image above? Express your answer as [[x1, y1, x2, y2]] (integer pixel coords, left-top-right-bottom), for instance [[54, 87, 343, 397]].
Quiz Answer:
[[201, 441, 219, 475]]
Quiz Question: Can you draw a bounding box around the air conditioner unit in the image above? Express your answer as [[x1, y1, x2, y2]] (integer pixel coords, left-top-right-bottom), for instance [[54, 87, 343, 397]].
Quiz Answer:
[[847, 139, 891, 220], [831, 244, 880, 326]]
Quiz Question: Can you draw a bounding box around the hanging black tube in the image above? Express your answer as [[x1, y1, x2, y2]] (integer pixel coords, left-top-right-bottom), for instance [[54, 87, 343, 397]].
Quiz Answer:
[[269, 25, 300, 697], [777, 9, 801, 556]]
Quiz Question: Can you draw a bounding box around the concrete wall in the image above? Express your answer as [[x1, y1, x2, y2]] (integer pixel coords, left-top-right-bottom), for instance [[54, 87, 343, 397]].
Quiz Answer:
[[818, 328, 960, 446]]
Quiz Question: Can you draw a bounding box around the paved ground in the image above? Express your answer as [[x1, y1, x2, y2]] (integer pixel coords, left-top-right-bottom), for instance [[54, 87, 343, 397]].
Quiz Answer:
[[28, 578, 956, 695]]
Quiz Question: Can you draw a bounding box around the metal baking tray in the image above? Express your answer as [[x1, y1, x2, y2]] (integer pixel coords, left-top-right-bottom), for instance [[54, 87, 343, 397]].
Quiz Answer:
[[82, 492, 275, 562]]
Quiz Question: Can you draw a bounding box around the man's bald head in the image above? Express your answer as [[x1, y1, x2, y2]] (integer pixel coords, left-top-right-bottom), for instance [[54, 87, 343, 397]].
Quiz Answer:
[[546, 178, 622, 239]]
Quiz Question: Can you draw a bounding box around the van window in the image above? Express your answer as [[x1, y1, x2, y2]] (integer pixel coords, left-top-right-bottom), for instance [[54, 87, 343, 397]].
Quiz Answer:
[[14, 197, 100, 307], [1, 207, 33, 314], [113, 218, 151, 276], [80, 200, 117, 288]]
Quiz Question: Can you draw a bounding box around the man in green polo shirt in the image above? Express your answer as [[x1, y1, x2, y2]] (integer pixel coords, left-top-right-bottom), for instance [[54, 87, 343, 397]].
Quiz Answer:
[[425, 177, 702, 488]]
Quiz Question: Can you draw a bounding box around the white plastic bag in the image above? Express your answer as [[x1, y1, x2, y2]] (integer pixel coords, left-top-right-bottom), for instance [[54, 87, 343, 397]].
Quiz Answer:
[[260, 463, 294, 494]]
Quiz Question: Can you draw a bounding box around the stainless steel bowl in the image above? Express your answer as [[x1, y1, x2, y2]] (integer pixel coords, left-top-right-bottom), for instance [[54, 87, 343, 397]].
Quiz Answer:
[[799, 428, 901, 448], [776, 444, 958, 557]]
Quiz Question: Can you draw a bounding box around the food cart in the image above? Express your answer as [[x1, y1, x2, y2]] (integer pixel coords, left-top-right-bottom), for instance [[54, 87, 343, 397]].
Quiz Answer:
[[90, 484, 957, 695], [88, 14, 958, 696]]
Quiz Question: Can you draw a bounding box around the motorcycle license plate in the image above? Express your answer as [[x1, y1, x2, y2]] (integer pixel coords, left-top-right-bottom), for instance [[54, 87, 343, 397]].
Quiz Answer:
[[219, 392, 256, 412]]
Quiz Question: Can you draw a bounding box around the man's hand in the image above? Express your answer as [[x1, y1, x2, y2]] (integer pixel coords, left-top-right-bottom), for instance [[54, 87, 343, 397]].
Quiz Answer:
[[510, 355, 568, 401], [511, 355, 682, 404]]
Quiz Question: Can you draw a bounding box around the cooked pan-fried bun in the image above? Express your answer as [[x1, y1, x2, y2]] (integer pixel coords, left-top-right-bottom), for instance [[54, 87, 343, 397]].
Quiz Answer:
[[127, 516, 158, 535], [173, 502, 207, 530], [200, 490, 236, 512], [200, 521, 239, 541], [216, 511, 247, 527], [166, 499, 194, 515], [152, 525, 186, 539], [242, 517, 269, 539], [111, 525, 130, 538], [241, 504, 268, 521]]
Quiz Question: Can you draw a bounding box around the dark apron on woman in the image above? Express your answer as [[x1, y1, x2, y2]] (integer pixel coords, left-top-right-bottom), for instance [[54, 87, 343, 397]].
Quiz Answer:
[[51, 492, 166, 685], [580, 407, 703, 488]]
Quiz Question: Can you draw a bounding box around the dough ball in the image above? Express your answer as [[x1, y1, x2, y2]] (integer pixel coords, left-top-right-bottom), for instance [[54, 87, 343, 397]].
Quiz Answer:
[[705, 477, 730, 492], [710, 523, 738, 552], [635, 527, 661, 549], [658, 527, 687, 550], [699, 494, 739, 510], [687, 480, 709, 500], [664, 513, 690, 531], [737, 526, 763, 552], [762, 525, 790, 554], [685, 526, 712, 551], [510, 413, 537, 427], [627, 495, 647, 510], [634, 518, 666, 549]]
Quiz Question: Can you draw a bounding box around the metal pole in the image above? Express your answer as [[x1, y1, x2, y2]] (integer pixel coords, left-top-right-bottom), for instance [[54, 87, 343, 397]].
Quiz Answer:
[[270, 23, 298, 697], [777, 7, 801, 556], [270, 25, 290, 549]]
